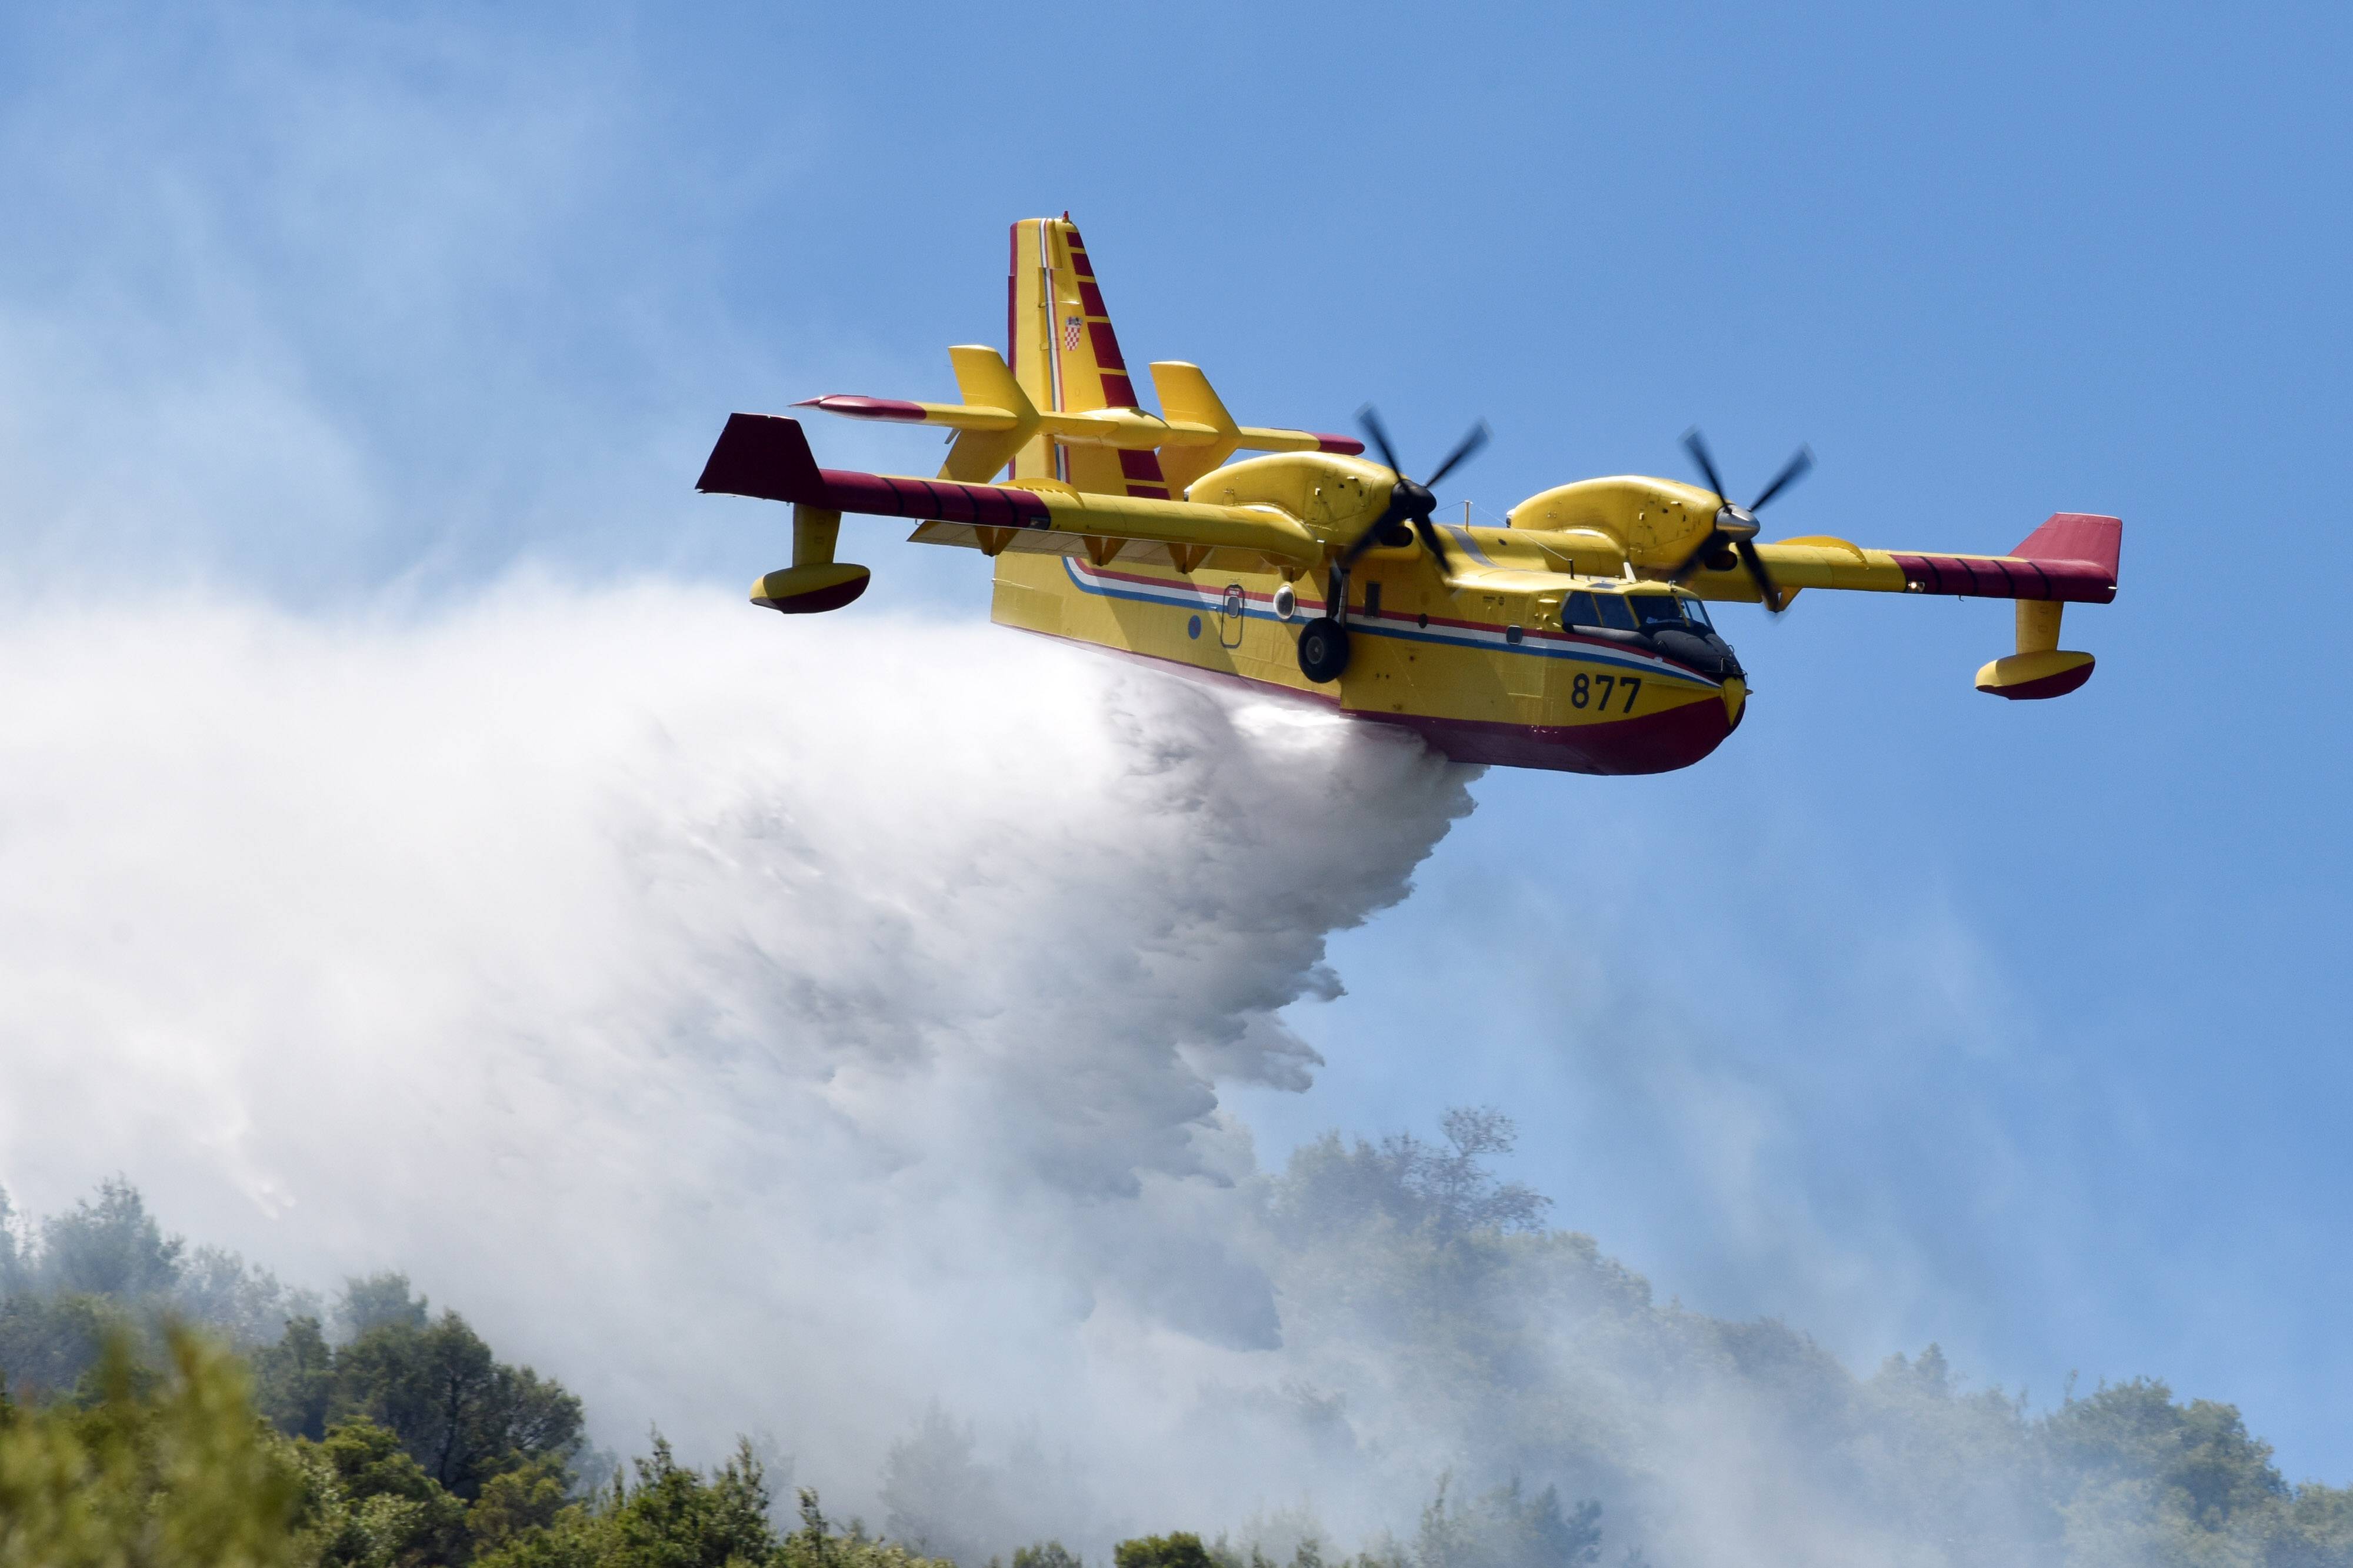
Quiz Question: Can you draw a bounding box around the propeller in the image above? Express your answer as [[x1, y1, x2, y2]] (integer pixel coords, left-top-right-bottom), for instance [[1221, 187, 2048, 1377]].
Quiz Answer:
[[1339, 406, 1491, 578], [1671, 429, 1813, 613]]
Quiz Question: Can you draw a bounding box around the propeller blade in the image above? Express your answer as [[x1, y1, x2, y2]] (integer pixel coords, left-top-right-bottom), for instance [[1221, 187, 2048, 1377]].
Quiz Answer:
[[1423, 421, 1492, 490], [1682, 428, 1729, 503], [1748, 445, 1814, 512], [1669, 529, 1726, 584], [1338, 502, 1404, 571], [1735, 538, 1784, 614], [1357, 405, 1404, 479], [1414, 515, 1457, 576]]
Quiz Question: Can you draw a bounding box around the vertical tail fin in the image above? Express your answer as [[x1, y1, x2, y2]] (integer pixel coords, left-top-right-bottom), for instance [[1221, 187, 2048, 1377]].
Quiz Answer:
[[1008, 215, 1171, 497]]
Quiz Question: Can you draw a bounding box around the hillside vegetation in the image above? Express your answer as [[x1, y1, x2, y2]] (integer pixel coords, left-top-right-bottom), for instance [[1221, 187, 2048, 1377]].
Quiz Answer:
[[4, 1117, 2348, 1567]]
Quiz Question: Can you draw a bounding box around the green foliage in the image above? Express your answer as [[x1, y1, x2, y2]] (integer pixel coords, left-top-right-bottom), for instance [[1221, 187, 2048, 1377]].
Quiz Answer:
[[0, 1325, 302, 1567], [37, 1176, 185, 1300], [0, 1189, 21, 1295], [881, 1405, 1021, 1565], [9, 1146, 2353, 1568], [1412, 1477, 1601, 1568], [2038, 1379, 2353, 1566], [290, 1416, 472, 1567], [325, 1312, 584, 1500], [339, 1273, 432, 1342], [602, 1437, 779, 1567], [777, 1486, 952, 1568], [1115, 1533, 1217, 1568], [0, 1290, 121, 1402], [1268, 1114, 1551, 1248], [468, 1456, 575, 1554], [1261, 1108, 2353, 1568], [0, 1177, 316, 1405], [255, 1315, 338, 1441], [471, 1460, 952, 1568], [1012, 1543, 1084, 1568]]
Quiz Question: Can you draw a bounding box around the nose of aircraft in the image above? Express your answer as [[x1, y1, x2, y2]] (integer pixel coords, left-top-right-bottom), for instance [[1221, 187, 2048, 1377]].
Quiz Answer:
[[1647, 623, 1745, 683]]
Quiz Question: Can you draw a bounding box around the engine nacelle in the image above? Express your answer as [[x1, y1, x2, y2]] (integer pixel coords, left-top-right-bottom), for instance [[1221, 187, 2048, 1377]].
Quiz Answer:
[[1184, 451, 1391, 541], [1507, 475, 1718, 569]]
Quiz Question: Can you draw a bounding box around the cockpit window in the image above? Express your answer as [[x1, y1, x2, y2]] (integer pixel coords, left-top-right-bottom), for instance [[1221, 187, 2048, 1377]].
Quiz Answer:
[[1594, 594, 1638, 632], [1679, 595, 1712, 628], [1562, 590, 1599, 628], [1631, 595, 1686, 628]]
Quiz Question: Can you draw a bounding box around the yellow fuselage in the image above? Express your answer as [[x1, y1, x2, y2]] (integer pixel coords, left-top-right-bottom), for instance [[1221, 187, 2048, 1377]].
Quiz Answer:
[[988, 535, 1748, 776]]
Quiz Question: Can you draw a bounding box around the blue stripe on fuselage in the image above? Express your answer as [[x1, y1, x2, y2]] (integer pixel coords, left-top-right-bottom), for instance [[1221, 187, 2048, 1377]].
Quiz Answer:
[[1058, 558, 1718, 689]]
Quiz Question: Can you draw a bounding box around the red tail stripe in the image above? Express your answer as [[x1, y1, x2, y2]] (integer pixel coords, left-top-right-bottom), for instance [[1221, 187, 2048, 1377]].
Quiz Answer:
[[1007, 223, 1020, 371], [1087, 321, 1127, 371]]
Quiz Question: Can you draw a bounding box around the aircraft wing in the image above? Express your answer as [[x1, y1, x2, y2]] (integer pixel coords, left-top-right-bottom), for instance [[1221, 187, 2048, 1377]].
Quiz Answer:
[[1682, 514, 2121, 609], [695, 413, 1324, 573]]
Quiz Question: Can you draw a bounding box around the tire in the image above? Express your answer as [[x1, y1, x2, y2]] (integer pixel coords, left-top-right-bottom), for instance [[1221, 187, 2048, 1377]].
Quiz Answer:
[[1297, 617, 1351, 683]]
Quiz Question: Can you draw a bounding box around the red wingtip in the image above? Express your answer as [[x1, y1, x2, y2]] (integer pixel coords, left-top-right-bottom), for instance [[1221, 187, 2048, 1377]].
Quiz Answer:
[[2011, 512, 2122, 581], [696, 413, 826, 505], [1315, 432, 1368, 455]]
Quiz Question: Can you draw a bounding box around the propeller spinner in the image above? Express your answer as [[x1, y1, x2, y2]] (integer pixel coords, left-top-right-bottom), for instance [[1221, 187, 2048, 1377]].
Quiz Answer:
[[1671, 429, 1813, 613]]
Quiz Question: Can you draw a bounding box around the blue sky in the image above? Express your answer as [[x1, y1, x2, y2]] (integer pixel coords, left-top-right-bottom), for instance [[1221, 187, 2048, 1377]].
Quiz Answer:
[[5, 1, 2349, 1480]]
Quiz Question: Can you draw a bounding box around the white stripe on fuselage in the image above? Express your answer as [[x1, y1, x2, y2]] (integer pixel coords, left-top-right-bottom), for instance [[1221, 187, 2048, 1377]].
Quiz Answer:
[[1060, 559, 1719, 688]]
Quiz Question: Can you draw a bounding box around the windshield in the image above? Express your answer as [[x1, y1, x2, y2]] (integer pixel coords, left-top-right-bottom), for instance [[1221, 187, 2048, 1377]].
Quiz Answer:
[[1631, 594, 1686, 628], [1680, 594, 1712, 628]]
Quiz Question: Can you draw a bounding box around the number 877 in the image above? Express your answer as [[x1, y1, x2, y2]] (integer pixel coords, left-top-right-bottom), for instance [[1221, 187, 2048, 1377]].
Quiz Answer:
[[1569, 672, 1641, 713]]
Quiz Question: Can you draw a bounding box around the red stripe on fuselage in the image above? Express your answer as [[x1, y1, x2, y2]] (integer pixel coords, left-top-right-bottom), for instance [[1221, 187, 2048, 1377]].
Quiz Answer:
[[1024, 629, 1736, 776]]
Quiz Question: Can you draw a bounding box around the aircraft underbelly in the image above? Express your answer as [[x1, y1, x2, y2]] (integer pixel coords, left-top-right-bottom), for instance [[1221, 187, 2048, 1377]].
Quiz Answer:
[[990, 555, 1737, 776]]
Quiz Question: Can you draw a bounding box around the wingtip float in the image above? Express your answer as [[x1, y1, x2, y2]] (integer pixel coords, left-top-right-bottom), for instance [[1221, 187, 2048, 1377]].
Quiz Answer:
[[696, 216, 2121, 775]]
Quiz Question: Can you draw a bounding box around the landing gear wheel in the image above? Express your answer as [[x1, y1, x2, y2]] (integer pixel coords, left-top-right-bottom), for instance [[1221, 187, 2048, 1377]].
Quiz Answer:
[[1297, 617, 1352, 683]]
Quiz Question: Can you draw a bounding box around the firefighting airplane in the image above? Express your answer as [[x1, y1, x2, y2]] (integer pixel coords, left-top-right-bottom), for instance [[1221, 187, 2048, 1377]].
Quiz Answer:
[[694, 216, 2121, 775]]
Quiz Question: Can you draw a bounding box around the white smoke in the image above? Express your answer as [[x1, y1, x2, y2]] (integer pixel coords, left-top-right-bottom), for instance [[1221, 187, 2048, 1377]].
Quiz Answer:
[[0, 578, 1477, 1519]]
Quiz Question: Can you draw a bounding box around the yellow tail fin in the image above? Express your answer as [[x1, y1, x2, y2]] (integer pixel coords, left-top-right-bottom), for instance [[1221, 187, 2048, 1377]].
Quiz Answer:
[[1008, 215, 1171, 497]]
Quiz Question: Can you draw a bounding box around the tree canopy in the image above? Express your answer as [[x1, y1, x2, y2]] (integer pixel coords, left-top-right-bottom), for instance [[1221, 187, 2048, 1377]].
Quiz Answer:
[[4, 1132, 2349, 1568]]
